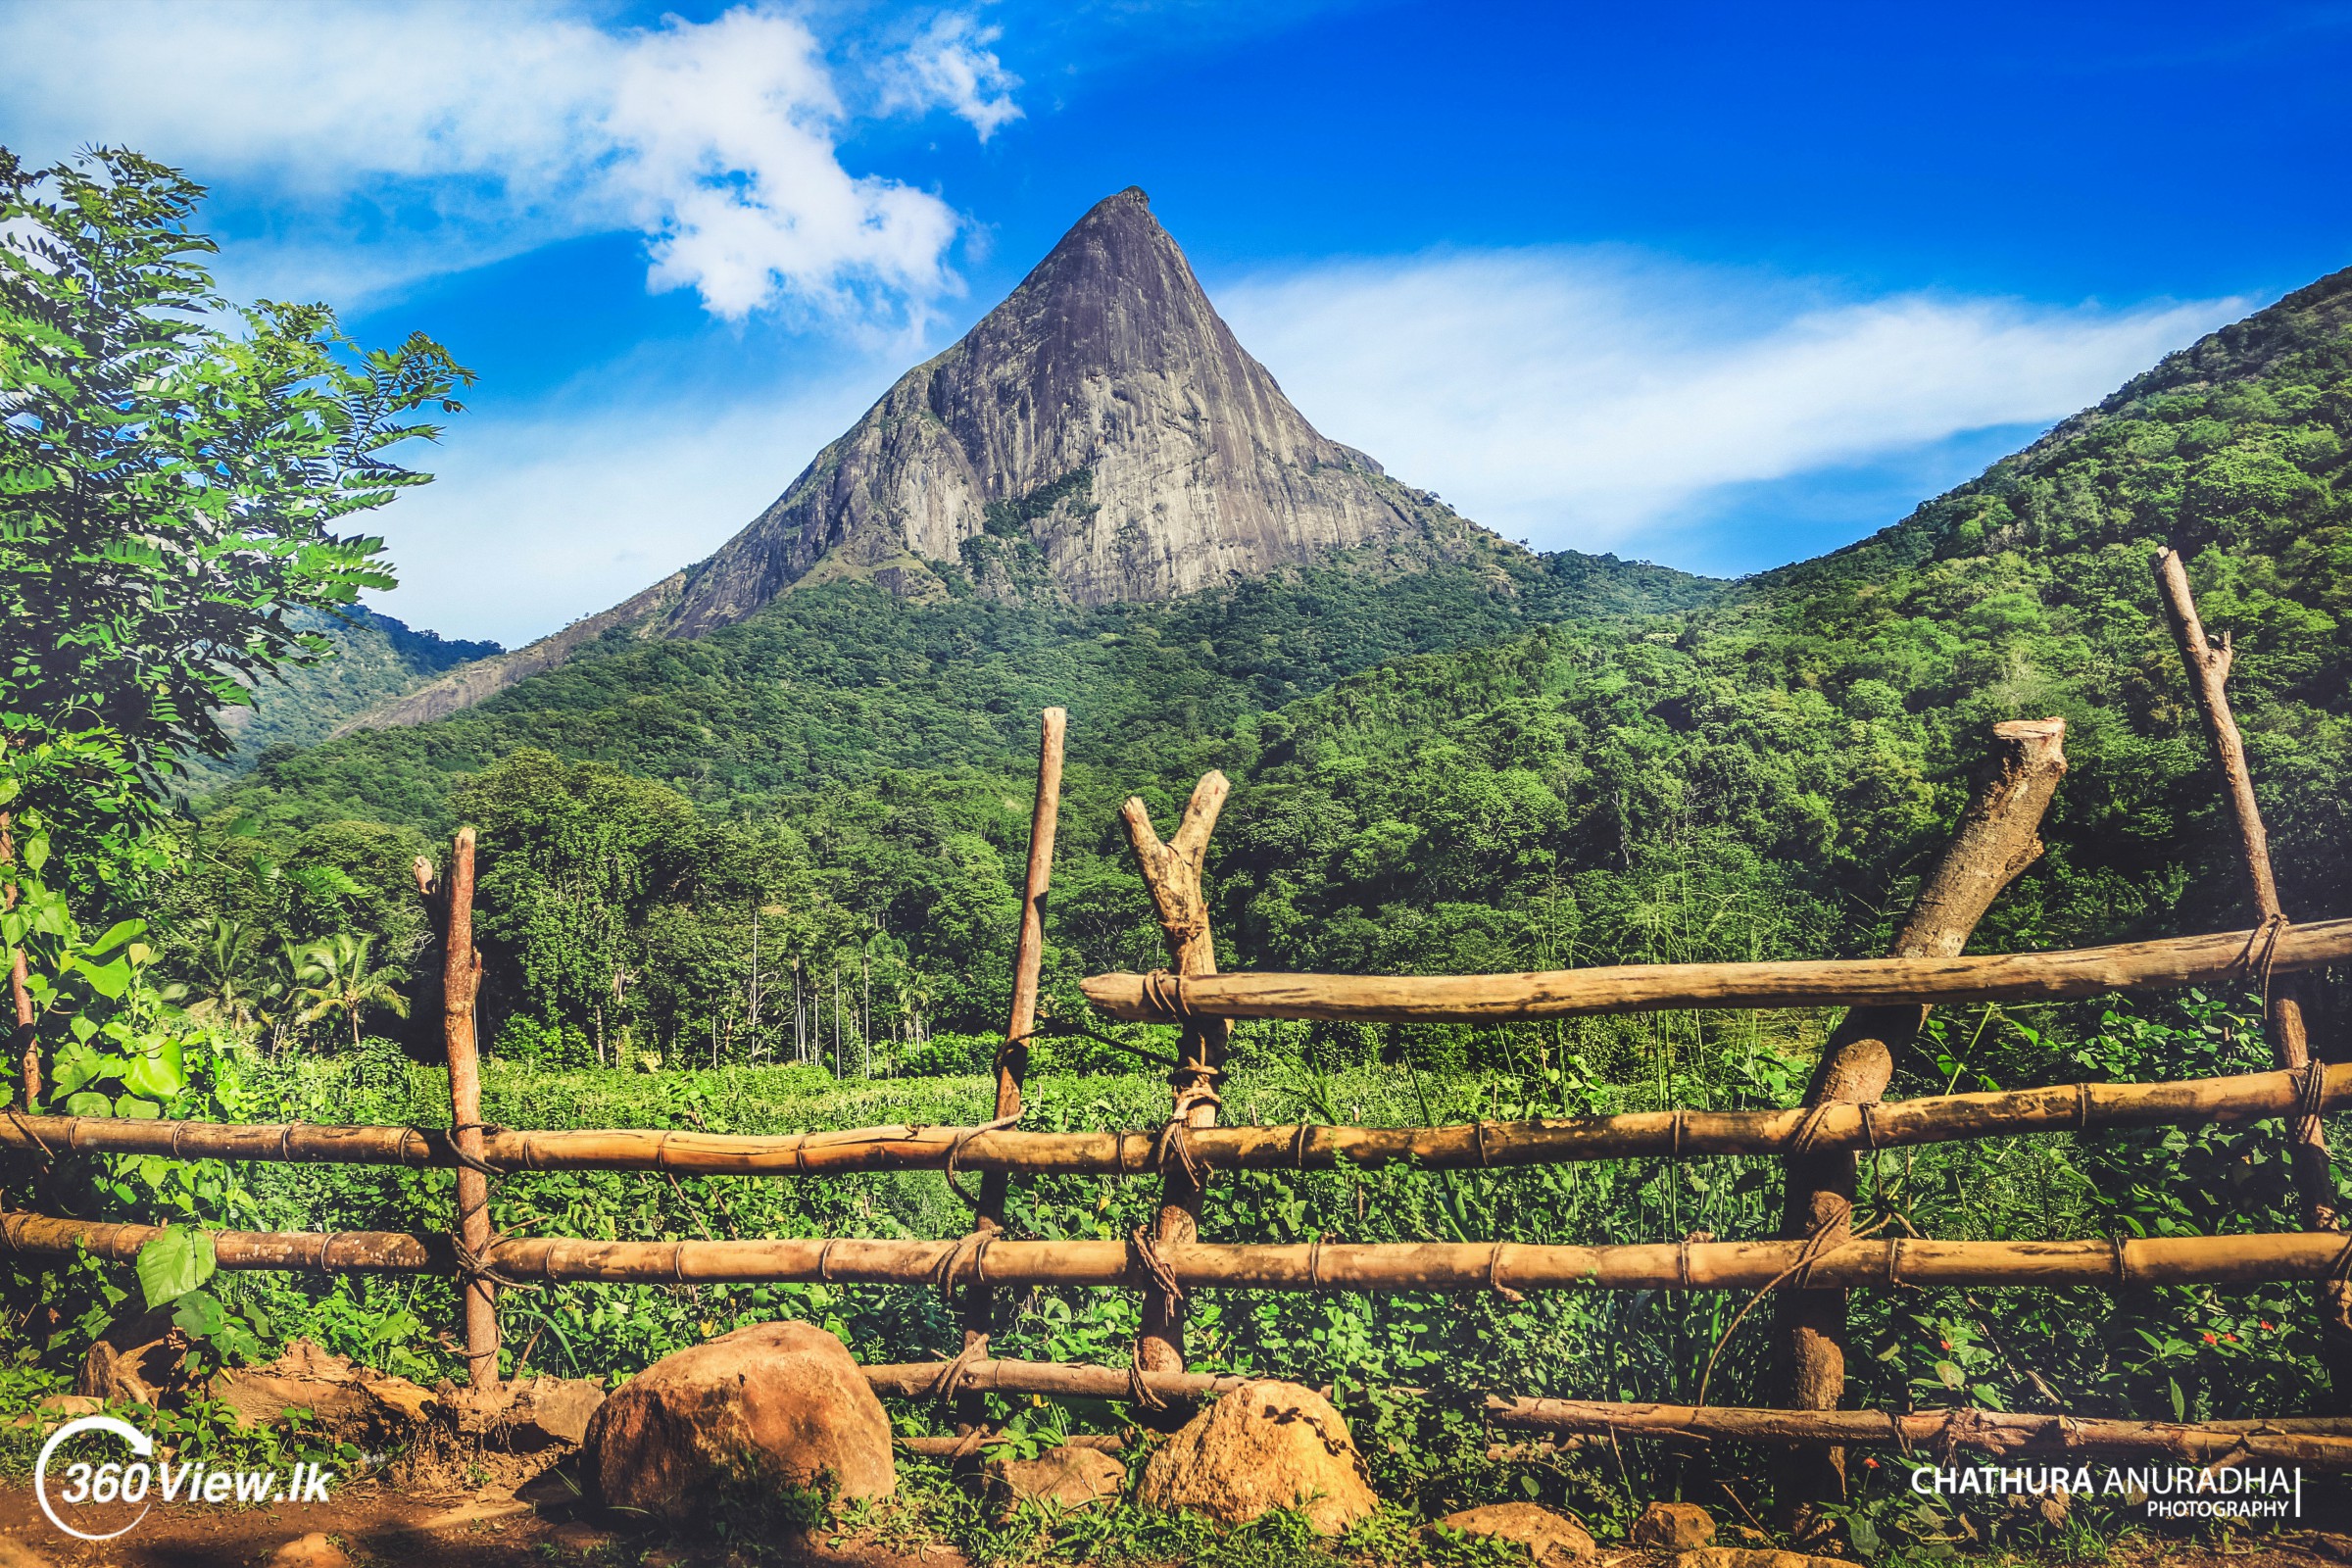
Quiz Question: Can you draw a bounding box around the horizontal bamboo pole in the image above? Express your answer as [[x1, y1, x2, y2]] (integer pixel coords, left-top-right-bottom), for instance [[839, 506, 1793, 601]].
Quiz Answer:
[[1489, 1396, 2352, 1468], [869, 1357, 2352, 1467], [10, 1211, 2351, 1293], [1085, 917, 2352, 1024], [10, 1061, 2352, 1179], [895, 1433, 1123, 1456]]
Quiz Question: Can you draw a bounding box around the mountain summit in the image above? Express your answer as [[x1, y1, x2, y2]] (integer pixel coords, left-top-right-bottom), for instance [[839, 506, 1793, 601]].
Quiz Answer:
[[352, 188, 1468, 729], [668, 185, 1450, 626]]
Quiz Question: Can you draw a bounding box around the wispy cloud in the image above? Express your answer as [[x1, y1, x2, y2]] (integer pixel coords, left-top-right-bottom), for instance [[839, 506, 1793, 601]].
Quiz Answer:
[[1216, 250, 2247, 561], [876, 13, 1025, 140], [0, 1, 1013, 322]]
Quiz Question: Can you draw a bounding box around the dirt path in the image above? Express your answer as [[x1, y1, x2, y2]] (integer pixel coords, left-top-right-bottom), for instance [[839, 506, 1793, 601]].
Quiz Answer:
[[0, 1474, 968, 1567]]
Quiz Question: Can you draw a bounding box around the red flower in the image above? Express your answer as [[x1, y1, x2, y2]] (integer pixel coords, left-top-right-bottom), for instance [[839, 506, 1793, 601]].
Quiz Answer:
[[2224, 1334, 2237, 1343], [2262, 1322, 2276, 1331], [1864, 1457, 1880, 1469], [2202, 1332, 2218, 1345], [1939, 1340, 1951, 1350]]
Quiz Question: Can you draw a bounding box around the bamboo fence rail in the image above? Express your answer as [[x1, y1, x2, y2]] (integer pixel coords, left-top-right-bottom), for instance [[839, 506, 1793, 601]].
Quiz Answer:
[[9, 1210, 2351, 1294], [8, 1059, 2345, 1175], [1082, 917, 2352, 1025], [865, 1357, 2352, 1467]]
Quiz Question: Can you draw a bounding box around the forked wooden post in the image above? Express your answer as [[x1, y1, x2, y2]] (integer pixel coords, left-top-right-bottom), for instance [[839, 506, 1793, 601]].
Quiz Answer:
[[956, 709, 1065, 1437], [2, 816, 36, 1112], [2154, 548, 2352, 1387], [416, 828, 496, 1393], [1773, 716, 2067, 1530], [1121, 771, 1232, 1377]]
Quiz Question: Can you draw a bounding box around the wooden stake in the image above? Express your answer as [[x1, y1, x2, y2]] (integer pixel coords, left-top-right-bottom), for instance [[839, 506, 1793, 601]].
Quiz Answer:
[[1, 817, 36, 1112], [1119, 771, 1231, 1377], [1774, 717, 2066, 1527], [2154, 546, 2352, 1389], [416, 829, 495, 1394], [957, 709, 1065, 1437]]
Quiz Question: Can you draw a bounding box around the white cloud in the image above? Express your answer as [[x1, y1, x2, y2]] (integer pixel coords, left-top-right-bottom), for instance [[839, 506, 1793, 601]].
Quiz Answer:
[[0, 1, 1009, 321], [877, 14, 1025, 141], [360, 368, 899, 648], [1215, 250, 2246, 555]]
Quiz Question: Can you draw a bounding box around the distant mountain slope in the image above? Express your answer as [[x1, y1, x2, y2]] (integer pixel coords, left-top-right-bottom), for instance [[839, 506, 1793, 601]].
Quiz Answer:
[[1206, 266, 2352, 971], [178, 608, 501, 790], [213, 547, 1718, 834], [348, 186, 1503, 734]]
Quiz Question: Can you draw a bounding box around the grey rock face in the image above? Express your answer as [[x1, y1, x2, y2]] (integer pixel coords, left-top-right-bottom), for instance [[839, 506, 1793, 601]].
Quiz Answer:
[[662, 186, 1445, 629]]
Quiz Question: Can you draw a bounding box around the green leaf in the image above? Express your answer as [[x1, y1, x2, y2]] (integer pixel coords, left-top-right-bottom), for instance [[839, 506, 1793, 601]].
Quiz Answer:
[[50, 1041, 111, 1097], [135, 1225, 217, 1309], [114, 1096, 161, 1119], [75, 956, 131, 1000], [83, 919, 146, 956], [171, 1289, 226, 1338], [64, 1091, 113, 1118], [20, 835, 46, 874], [121, 1036, 184, 1100]]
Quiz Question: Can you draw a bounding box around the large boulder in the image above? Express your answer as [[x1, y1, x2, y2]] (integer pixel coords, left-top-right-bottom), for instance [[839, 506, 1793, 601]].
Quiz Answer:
[[1428, 1501, 1595, 1565], [1136, 1380, 1377, 1534], [209, 1342, 437, 1445], [583, 1321, 893, 1520]]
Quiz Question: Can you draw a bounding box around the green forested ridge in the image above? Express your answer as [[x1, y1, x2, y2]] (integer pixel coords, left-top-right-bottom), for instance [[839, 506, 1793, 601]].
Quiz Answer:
[[180, 267, 2352, 1071], [175, 607, 501, 793]]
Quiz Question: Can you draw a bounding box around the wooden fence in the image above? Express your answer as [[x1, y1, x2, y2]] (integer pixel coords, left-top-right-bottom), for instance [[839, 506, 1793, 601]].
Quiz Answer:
[[3, 556, 2349, 1512]]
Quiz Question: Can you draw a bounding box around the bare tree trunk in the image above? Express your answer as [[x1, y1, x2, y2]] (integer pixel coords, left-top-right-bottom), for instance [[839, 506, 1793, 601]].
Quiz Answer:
[[416, 829, 497, 1396], [1773, 718, 2067, 1533], [957, 710, 1066, 1441], [1120, 772, 1233, 1385], [2154, 548, 2352, 1397]]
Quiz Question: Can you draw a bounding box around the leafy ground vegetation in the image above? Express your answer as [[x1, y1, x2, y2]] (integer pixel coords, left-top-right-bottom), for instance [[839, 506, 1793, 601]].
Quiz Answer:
[[4, 149, 2352, 1561]]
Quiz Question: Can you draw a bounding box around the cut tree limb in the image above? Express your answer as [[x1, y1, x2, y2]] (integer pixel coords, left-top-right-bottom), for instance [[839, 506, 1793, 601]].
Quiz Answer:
[[1081, 918, 2352, 1024], [958, 709, 1064, 1438], [2154, 547, 2352, 1389], [1119, 771, 1231, 1378], [2, 816, 35, 1113], [1775, 716, 2067, 1522]]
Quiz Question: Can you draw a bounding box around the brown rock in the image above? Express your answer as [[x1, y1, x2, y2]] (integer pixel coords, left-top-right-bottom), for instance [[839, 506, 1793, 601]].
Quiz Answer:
[[1427, 1501, 1595, 1565], [986, 1445, 1126, 1516], [74, 1305, 182, 1404], [1634, 1501, 1718, 1550], [1136, 1380, 1378, 1534], [210, 1342, 437, 1444], [583, 1320, 893, 1521], [497, 1374, 608, 1448], [266, 1534, 352, 1568], [1674, 1551, 1848, 1568]]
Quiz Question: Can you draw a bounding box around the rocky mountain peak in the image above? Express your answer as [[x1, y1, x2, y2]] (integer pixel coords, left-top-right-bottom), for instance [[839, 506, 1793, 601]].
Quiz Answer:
[[347, 188, 1469, 730]]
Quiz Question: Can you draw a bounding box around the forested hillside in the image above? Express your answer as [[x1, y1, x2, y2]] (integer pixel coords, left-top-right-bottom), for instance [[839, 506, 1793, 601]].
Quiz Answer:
[[172, 268, 2352, 1078]]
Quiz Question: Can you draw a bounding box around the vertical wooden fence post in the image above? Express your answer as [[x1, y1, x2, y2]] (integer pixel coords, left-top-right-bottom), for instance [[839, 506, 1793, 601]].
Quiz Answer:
[[2, 816, 36, 1112], [956, 709, 1066, 1438], [1120, 771, 1232, 1379], [416, 828, 496, 1395], [2154, 548, 2352, 1393], [1774, 717, 2068, 1532]]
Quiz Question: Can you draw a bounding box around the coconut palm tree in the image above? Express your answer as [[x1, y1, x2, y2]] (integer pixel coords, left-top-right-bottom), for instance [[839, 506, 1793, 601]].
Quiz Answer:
[[292, 932, 410, 1052], [168, 916, 268, 1031]]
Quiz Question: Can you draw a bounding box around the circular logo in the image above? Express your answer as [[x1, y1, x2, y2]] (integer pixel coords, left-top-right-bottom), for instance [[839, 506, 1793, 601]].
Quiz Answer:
[[35, 1413, 155, 1542]]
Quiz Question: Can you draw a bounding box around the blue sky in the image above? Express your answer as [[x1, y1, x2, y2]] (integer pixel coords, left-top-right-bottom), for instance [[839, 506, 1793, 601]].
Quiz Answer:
[[4, 1, 2347, 647]]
